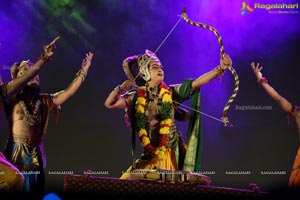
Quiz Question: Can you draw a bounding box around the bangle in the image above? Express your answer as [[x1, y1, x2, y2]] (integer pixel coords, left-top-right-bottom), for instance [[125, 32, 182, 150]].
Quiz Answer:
[[76, 69, 87, 82], [39, 53, 51, 63], [257, 77, 268, 84], [214, 65, 226, 76], [113, 85, 122, 95], [116, 84, 125, 94]]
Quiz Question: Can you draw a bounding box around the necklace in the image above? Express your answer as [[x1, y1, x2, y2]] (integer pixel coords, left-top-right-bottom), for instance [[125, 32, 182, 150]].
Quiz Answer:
[[19, 99, 41, 126], [135, 82, 172, 160]]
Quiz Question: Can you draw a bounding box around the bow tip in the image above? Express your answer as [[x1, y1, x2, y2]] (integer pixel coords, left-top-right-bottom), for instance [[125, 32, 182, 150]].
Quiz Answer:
[[225, 121, 234, 128], [221, 117, 234, 128], [182, 7, 187, 14]]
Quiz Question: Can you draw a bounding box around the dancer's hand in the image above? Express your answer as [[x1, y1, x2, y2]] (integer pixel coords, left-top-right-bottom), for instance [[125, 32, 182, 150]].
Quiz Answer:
[[81, 52, 93, 73], [43, 36, 60, 58], [220, 53, 232, 70], [119, 80, 137, 93], [250, 62, 263, 81]]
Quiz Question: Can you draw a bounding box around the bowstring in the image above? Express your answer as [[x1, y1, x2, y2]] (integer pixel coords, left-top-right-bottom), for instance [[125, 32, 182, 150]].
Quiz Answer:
[[133, 16, 182, 82], [123, 87, 225, 125], [127, 14, 224, 125], [172, 100, 224, 124], [154, 16, 182, 54]]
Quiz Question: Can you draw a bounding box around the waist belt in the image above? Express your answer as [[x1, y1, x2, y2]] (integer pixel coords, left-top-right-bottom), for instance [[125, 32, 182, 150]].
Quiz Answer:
[[10, 135, 43, 147]]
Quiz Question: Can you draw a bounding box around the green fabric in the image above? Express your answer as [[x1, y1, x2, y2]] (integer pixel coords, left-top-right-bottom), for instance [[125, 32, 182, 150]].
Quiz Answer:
[[179, 79, 203, 172]]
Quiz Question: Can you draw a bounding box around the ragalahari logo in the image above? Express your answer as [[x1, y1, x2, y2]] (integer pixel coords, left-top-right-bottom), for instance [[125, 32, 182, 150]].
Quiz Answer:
[[241, 2, 254, 15]]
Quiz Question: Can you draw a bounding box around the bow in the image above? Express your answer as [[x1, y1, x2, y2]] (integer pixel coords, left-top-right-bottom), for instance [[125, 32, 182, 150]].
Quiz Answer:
[[181, 8, 239, 127]]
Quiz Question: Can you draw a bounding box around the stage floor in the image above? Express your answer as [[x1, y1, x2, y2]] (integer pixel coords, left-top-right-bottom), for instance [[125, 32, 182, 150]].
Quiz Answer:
[[63, 174, 269, 199]]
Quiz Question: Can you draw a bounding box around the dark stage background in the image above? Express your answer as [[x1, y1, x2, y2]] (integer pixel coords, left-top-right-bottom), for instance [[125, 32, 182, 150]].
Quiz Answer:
[[0, 0, 299, 194]]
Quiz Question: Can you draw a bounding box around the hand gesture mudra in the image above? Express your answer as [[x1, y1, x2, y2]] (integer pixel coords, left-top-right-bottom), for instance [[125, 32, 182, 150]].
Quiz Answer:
[[220, 53, 232, 70], [120, 80, 137, 93], [43, 36, 60, 58], [250, 62, 263, 81], [81, 52, 93, 72]]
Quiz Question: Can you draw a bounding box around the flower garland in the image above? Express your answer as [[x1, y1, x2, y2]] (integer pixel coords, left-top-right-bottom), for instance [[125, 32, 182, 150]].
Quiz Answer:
[[135, 82, 172, 160]]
